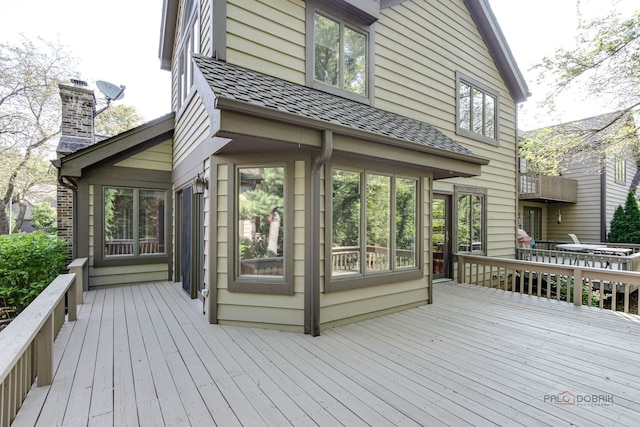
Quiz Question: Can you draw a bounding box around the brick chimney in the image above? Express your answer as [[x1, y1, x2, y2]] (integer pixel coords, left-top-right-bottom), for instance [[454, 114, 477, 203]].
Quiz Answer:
[[56, 79, 96, 156], [56, 78, 96, 261]]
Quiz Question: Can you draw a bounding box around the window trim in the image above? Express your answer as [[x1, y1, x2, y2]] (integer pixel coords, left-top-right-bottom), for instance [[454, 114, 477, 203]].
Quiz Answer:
[[614, 158, 627, 184], [94, 184, 171, 268], [455, 71, 500, 146], [305, 0, 375, 105], [454, 185, 487, 255], [228, 161, 295, 295], [324, 165, 423, 293], [175, 0, 201, 113]]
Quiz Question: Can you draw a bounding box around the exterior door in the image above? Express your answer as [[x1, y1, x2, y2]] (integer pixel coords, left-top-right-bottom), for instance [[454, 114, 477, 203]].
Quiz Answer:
[[432, 194, 452, 279], [178, 185, 204, 299], [180, 186, 193, 296]]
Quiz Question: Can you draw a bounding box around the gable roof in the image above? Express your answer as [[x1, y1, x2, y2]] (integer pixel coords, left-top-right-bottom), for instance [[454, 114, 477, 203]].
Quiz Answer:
[[53, 113, 175, 177], [464, 0, 530, 103], [193, 55, 488, 166], [159, 0, 529, 103]]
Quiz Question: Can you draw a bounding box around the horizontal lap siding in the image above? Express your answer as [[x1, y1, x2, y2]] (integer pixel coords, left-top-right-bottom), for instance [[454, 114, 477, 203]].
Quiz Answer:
[[377, 0, 518, 258], [215, 162, 306, 331], [114, 140, 173, 171], [173, 94, 209, 168], [226, 0, 306, 85], [547, 160, 601, 242]]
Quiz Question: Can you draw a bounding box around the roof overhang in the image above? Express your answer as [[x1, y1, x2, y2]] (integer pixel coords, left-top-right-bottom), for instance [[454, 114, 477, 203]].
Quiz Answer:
[[159, 0, 179, 71], [464, 0, 530, 103], [54, 113, 175, 177]]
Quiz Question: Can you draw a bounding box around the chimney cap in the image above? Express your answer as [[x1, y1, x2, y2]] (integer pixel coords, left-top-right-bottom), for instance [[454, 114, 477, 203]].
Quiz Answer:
[[70, 78, 88, 87]]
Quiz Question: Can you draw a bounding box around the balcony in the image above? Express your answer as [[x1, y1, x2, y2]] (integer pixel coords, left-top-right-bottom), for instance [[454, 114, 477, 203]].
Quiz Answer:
[[4, 275, 640, 425], [519, 172, 578, 203]]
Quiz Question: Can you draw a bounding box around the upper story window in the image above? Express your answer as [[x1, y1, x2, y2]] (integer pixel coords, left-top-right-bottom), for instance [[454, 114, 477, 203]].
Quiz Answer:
[[306, 1, 373, 103], [314, 12, 367, 96], [456, 72, 499, 145], [615, 158, 626, 183], [176, 0, 200, 110]]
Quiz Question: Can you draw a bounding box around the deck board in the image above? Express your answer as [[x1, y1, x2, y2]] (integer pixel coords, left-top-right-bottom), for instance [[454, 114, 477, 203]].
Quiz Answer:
[[13, 280, 640, 426]]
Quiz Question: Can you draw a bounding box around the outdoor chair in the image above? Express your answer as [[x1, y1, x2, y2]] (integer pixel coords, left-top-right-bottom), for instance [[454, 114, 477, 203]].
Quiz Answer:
[[568, 233, 581, 244]]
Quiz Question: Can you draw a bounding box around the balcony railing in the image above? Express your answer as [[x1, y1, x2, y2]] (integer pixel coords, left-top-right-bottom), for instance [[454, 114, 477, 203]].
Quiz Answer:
[[0, 258, 87, 427], [456, 253, 640, 314], [519, 172, 577, 203]]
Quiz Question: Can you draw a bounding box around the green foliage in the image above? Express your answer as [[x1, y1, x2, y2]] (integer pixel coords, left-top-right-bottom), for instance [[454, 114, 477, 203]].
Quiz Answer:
[[0, 232, 67, 312], [607, 191, 640, 243], [30, 202, 57, 233], [94, 104, 144, 137], [531, 10, 640, 168], [553, 275, 610, 307]]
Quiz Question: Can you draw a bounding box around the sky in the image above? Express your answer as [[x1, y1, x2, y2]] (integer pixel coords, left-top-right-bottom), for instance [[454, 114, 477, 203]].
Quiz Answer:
[[1, 0, 637, 130]]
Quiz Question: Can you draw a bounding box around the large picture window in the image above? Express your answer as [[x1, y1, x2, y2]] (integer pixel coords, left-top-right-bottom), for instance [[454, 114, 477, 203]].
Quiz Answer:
[[456, 72, 498, 144], [104, 187, 166, 257], [331, 169, 418, 280], [456, 187, 486, 253], [236, 166, 285, 278]]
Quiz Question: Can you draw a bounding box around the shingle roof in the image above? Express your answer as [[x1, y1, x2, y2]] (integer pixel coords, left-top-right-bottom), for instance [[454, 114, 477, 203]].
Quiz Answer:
[[193, 55, 480, 160]]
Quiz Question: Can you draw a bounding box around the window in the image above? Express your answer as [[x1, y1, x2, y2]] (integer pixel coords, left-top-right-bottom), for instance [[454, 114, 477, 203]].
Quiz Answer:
[[456, 72, 499, 144], [456, 187, 486, 253], [236, 166, 285, 278], [176, 0, 200, 109], [331, 169, 418, 281], [306, 2, 372, 102], [615, 158, 626, 183], [103, 187, 166, 257], [522, 207, 542, 241]]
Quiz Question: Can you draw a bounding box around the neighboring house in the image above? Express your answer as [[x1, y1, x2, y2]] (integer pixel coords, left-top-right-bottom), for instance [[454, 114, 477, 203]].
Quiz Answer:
[[519, 111, 640, 243], [56, 0, 528, 334]]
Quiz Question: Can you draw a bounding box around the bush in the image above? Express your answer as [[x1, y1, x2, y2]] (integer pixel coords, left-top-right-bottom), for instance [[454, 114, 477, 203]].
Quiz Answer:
[[608, 191, 640, 243], [0, 232, 67, 313]]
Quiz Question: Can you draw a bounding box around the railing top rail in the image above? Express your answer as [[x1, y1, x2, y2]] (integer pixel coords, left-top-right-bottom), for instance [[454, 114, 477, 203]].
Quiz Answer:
[[67, 257, 88, 269], [0, 273, 76, 385], [457, 253, 640, 279]]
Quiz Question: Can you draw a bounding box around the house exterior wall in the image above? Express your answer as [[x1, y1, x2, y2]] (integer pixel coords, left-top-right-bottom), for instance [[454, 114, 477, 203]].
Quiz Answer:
[[82, 145, 173, 288], [604, 155, 639, 239], [168, 0, 521, 330], [546, 158, 602, 242]]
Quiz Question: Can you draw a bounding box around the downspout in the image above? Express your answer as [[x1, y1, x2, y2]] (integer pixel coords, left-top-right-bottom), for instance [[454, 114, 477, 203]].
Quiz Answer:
[[308, 130, 332, 337], [600, 159, 607, 242], [56, 166, 78, 259]]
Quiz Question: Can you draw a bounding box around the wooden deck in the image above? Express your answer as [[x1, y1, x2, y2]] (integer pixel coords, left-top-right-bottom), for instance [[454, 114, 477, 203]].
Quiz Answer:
[[11, 280, 640, 426]]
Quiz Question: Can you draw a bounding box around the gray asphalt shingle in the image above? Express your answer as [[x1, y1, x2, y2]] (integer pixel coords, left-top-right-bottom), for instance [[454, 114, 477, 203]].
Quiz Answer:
[[193, 55, 478, 158]]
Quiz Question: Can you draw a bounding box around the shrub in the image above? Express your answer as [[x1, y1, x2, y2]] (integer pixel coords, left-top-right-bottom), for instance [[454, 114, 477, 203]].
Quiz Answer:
[[607, 191, 640, 243], [0, 232, 67, 313]]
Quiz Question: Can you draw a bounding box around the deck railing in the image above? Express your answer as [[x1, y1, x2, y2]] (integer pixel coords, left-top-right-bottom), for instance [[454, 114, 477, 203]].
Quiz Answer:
[[0, 258, 87, 427], [457, 253, 640, 315], [517, 248, 640, 271]]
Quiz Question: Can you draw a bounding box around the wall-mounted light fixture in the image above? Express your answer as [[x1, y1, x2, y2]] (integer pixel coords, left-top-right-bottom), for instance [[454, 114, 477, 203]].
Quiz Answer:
[[193, 173, 209, 195], [557, 209, 562, 224]]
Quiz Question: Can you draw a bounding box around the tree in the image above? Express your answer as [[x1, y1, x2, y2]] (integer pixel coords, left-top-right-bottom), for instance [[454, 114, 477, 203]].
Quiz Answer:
[[94, 104, 143, 138], [522, 9, 640, 174], [607, 191, 640, 243], [0, 35, 77, 234], [30, 202, 57, 233]]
